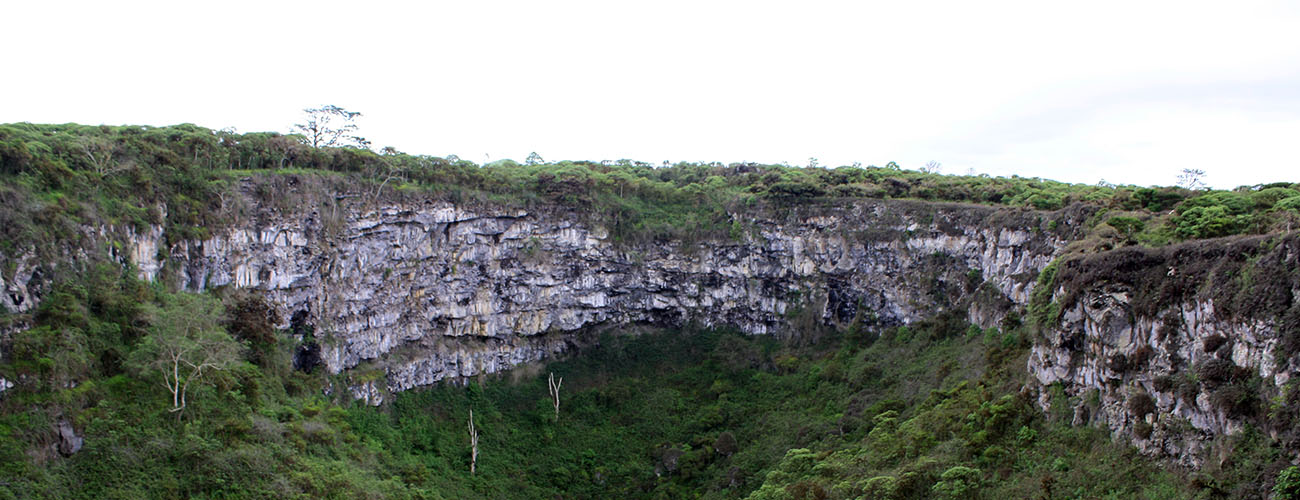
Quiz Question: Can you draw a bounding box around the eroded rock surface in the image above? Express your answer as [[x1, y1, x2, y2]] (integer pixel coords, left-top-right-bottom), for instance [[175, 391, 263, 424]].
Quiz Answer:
[[0, 190, 1071, 403], [1030, 235, 1300, 464]]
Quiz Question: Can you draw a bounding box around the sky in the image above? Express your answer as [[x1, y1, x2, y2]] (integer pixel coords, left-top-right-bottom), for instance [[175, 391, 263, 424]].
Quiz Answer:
[[3, 1, 1298, 188]]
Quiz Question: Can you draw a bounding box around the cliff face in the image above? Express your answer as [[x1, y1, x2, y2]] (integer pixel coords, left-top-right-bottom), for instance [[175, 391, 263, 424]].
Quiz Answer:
[[1029, 235, 1300, 464], [8, 178, 1299, 463], [1, 183, 1071, 404]]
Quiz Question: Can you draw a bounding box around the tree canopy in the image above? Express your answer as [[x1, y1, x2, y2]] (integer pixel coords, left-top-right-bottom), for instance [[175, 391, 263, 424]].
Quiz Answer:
[[129, 292, 242, 413]]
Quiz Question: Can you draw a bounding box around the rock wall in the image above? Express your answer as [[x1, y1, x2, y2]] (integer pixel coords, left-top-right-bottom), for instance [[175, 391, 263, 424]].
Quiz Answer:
[[1, 183, 1076, 404], [1029, 235, 1300, 464], [7, 177, 1298, 464]]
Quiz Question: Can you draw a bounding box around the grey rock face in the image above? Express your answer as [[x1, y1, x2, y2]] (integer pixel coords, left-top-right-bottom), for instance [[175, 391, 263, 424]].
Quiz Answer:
[[1028, 235, 1300, 464], [0, 249, 39, 314], [57, 418, 83, 456], [95, 195, 1063, 402]]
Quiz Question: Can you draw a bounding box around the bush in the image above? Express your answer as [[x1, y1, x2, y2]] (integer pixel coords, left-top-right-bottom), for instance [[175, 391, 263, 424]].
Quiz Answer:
[[1175, 205, 1249, 238], [1108, 353, 1131, 374], [932, 466, 983, 499], [1174, 192, 1255, 238], [1210, 384, 1259, 418], [1276, 196, 1300, 212], [765, 181, 827, 200], [1250, 187, 1300, 209], [714, 431, 738, 457], [1181, 192, 1253, 214], [1130, 346, 1155, 368], [1129, 392, 1157, 418], [1133, 421, 1153, 440], [1106, 216, 1145, 241], [1202, 334, 1228, 353], [860, 476, 899, 499], [1134, 188, 1187, 211], [1153, 374, 1175, 393], [1198, 359, 1249, 385], [1275, 466, 1300, 500]]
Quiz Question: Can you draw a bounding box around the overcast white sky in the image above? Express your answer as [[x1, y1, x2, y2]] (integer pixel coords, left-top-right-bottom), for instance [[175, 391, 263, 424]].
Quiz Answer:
[[3, 1, 1298, 188]]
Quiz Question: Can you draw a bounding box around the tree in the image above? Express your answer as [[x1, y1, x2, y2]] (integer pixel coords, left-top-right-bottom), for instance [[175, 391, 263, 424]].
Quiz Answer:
[[75, 135, 127, 177], [526, 152, 544, 166], [548, 372, 563, 420], [130, 293, 242, 413], [922, 160, 943, 174], [293, 105, 367, 149], [468, 408, 479, 475], [932, 466, 983, 499], [714, 431, 738, 456], [225, 293, 280, 366], [1177, 168, 1207, 190]]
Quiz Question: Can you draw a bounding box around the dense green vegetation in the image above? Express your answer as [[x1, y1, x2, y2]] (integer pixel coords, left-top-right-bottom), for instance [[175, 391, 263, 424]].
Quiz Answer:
[[2, 268, 1294, 499], [2, 122, 1298, 250]]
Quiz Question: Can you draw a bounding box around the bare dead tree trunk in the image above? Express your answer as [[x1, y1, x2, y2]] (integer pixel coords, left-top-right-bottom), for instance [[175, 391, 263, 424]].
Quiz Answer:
[[468, 409, 479, 475], [366, 158, 406, 208], [77, 137, 124, 178], [81, 143, 113, 175], [548, 372, 563, 421], [368, 174, 402, 207]]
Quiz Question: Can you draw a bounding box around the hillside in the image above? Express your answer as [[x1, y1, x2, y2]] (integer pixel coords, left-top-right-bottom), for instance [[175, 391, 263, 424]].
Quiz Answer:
[[2, 123, 1300, 499]]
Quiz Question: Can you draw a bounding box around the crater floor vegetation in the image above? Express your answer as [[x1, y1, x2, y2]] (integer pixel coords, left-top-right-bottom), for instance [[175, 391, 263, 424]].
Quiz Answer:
[[1, 269, 1281, 499]]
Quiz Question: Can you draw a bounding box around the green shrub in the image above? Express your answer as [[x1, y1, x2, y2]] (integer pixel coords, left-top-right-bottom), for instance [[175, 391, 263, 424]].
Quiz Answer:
[[1250, 187, 1300, 209], [859, 476, 899, 499], [1276, 196, 1300, 212], [715, 431, 739, 457], [1174, 205, 1249, 238], [931, 466, 983, 499], [765, 181, 827, 200], [1133, 421, 1153, 440], [1106, 216, 1145, 241], [1173, 192, 1256, 238], [1275, 466, 1300, 499], [1133, 187, 1186, 211]]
